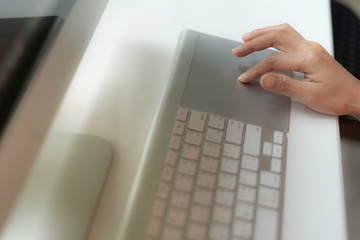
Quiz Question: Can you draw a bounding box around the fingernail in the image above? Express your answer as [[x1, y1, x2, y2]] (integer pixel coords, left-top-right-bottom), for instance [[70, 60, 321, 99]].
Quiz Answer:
[[261, 75, 275, 89], [237, 72, 247, 82], [232, 46, 241, 52], [242, 32, 251, 39]]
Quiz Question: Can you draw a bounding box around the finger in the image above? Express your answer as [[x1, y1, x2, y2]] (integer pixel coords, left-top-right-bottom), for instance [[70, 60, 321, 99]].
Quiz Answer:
[[232, 31, 305, 57], [259, 72, 313, 101], [238, 53, 305, 83], [242, 23, 304, 42]]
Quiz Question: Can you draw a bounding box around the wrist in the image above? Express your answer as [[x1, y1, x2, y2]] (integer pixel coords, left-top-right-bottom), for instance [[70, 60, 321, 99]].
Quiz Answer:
[[347, 79, 360, 120]]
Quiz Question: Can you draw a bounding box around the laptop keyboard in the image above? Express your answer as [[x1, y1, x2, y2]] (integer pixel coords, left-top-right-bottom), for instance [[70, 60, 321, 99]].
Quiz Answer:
[[145, 107, 286, 240]]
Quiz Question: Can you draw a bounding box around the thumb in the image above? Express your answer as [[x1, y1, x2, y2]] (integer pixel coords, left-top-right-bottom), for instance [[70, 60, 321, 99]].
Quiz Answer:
[[260, 72, 308, 100]]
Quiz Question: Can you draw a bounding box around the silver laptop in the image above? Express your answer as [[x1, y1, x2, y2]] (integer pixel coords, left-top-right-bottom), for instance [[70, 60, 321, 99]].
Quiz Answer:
[[116, 30, 291, 240]]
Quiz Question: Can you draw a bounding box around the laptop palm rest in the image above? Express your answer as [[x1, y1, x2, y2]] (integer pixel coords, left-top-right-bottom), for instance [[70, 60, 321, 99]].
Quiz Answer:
[[181, 33, 291, 131]]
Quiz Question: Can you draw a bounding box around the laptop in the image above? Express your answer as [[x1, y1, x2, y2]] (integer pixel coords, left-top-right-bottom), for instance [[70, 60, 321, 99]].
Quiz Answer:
[[116, 30, 292, 240]]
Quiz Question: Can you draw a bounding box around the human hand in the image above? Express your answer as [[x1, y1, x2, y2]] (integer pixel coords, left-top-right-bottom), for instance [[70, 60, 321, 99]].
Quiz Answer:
[[232, 23, 360, 119]]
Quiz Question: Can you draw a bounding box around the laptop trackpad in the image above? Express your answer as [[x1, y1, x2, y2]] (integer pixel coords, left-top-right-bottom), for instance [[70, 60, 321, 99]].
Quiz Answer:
[[181, 33, 290, 132]]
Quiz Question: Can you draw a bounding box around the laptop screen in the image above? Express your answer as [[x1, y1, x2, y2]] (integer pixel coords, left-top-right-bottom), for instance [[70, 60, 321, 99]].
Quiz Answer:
[[0, 16, 62, 137]]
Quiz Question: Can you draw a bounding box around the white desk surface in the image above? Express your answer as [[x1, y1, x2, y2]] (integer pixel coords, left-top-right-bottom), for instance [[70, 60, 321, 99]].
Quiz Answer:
[[51, 0, 346, 239]]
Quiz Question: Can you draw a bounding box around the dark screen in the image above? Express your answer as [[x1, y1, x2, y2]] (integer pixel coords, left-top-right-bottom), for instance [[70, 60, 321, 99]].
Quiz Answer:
[[0, 16, 62, 136]]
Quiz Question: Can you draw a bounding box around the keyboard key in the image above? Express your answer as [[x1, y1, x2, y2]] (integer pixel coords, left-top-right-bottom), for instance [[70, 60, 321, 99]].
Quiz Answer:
[[225, 119, 243, 145], [215, 188, 235, 206], [208, 115, 226, 130], [272, 144, 283, 158], [161, 165, 175, 182], [170, 190, 191, 209], [187, 222, 207, 240], [271, 158, 282, 173], [165, 150, 178, 166], [166, 207, 187, 227], [169, 135, 182, 150], [212, 205, 232, 224], [189, 110, 207, 132], [232, 220, 253, 238], [185, 130, 203, 146], [190, 204, 211, 223], [235, 201, 255, 220], [209, 223, 230, 240], [157, 182, 171, 199], [152, 199, 167, 217], [173, 121, 186, 135], [200, 156, 218, 173], [176, 107, 189, 122], [175, 174, 194, 192], [239, 169, 258, 187], [257, 186, 279, 209], [162, 225, 183, 240], [147, 218, 162, 236], [237, 185, 257, 203], [241, 155, 259, 171], [182, 144, 200, 160], [193, 187, 214, 206], [206, 128, 224, 144], [259, 171, 281, 189], [253, 207, 279, 240], [203, 142, 221, 158], [218, 172, 237, 190], [273, 130, 283, 144], [197, 171, 217, 189], [223, 143, 241, 159], [262, 142, 272, 156], [243, 124, 262, 156], [178, 158, 197, 176], [220, 157, 239, 174]]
